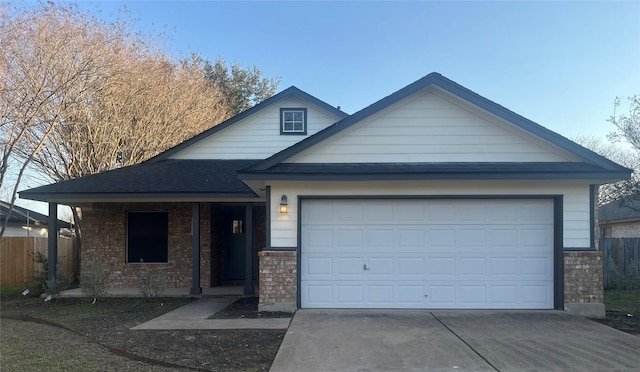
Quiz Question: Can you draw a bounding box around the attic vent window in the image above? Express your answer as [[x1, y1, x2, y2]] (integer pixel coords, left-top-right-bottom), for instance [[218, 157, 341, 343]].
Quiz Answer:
[[280, 108, 307, 135]]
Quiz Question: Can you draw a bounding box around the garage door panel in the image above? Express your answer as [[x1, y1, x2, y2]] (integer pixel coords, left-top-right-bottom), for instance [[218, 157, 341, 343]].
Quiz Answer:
[[366, 229, 394, 249], [366, 257, 394, 277], [398, 257, 425, 276], [301, 199, 554, 309], [459, 285, 488, 304], [305, 284, 333, 305], [368, 285, 395, 305], [303, 256, 333, 277], [335, 203, 365, 223], [427, 285, 457, 306], [395, 203, 425, 220], [336, 257, 365, 277], [304, 229, 334, 250], [397, 229, 426, 248], [429, 229, 456, 247], [398, 285, 426, 304], [520, 229, 552, 247], [457, 203, 488, 221], [337, 285, 364, 305], [428, 257, 457, 276]]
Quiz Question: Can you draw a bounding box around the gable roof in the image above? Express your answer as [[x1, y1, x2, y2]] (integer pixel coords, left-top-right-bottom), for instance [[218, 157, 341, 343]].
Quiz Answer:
[[599, 196, 640, 223], [0, 201, 71, 228], [148, 86, 348, 162], [19, 159, 260, 203], [241, 72, 630, 175]]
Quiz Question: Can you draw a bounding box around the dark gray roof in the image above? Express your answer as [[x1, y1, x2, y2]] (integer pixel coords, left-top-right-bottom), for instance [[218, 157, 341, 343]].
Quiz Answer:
[[240, 162, 628, 181], [244, 72, 631, 176], [599, 196, 640, 223], [148, 86, 348, 162], [0, 201, 71, 228], [19, 160, 260, 202]]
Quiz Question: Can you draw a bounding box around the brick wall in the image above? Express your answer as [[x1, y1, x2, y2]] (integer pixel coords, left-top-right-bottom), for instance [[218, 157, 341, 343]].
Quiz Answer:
[[258, 250, 296, 312], [82, 202, 211, 288], [564, 251, 603, 304]]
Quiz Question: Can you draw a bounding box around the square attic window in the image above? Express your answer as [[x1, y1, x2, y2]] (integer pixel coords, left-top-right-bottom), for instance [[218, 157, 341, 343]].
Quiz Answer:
[[280, 108, 307, 135]]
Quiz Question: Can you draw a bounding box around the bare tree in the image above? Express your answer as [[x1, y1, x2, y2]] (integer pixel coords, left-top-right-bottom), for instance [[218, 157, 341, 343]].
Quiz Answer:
[[1, 2, 113, 236], [1, 2, 229, 237], [576, 96, 640, 211]]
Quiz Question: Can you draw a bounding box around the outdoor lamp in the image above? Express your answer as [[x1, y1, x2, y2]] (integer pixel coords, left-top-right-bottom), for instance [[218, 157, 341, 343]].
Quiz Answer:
[[280, 195, 288, 213]]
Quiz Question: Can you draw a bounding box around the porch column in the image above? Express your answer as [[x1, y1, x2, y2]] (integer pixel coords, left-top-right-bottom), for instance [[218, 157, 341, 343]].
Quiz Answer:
[[47, 202, 58, 281], [244, 203, 254, 295], [190, 203, 202, 295]]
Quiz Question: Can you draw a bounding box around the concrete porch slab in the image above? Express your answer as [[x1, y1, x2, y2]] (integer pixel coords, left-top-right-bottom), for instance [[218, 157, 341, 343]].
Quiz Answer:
[[59, 286, 245, 298]]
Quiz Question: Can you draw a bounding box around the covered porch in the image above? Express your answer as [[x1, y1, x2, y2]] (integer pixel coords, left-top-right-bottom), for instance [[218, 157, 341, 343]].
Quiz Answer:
[[18, 159, 269, 297]]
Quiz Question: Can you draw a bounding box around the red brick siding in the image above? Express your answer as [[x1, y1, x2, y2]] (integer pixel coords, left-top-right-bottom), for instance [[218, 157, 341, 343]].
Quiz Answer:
[[564, 251, 603, 304], [82, 202, 211, 288], [258, 251, 296, 308]]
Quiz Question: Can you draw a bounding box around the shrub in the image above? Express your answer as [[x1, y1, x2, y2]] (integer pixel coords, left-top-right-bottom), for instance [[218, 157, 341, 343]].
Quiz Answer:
[[80, 260, 110, 303], [138, 260, 167, 297], [24, 251, 75, 298]]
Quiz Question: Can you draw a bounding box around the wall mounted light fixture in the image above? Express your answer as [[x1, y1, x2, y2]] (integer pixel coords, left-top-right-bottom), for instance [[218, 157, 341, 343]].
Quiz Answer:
[[280, 195, 288, 213]]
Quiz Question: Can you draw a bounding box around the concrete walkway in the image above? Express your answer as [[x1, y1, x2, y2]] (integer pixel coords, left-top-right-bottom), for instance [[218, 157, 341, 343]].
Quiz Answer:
[[131, 297, 292, 330]]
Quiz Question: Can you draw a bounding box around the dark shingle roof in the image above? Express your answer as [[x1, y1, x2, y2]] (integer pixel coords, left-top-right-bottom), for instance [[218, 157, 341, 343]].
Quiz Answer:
[[599, 196, 640, 223], [240, 162, 626, 181], [0, 201, 71, 228], [19, 160, 260, 202]]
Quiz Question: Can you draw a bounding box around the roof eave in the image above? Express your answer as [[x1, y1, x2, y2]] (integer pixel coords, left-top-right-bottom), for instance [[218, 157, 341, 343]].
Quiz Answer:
[[18, 191, 261, 204], [238, 171, 631, 182]]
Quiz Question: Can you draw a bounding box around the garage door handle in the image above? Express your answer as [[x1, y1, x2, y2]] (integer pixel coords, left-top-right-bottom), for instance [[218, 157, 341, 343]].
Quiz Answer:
[[363, 264, 370, 271]]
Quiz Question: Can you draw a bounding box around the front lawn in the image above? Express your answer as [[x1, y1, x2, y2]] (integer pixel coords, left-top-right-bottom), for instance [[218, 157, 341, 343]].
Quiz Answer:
[[0, 293, 285, 371]]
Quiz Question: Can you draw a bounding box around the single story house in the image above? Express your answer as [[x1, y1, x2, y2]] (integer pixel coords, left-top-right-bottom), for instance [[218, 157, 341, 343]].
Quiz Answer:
[[20, 73, 631, 317], [0, 201, 71, 237], [599, 196, 640, 238]]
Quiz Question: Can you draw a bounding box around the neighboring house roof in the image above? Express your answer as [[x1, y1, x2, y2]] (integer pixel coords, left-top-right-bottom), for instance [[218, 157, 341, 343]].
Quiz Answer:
[[19, 160, 260, 203], [241, 72, 630, 178], [599, 196, 640, 223], [148, 86, 348, 163], [240, 162, 621, 181], [0, 201, 71, 228]]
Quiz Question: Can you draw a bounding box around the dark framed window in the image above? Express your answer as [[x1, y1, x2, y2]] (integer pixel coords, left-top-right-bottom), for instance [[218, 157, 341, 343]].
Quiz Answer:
[[127, 212, 168, 263], [280, 108, 307, 135]]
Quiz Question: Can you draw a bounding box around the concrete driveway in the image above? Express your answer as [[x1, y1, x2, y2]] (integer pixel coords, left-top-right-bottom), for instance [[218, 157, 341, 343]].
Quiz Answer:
[[270, 310, 640, 372]]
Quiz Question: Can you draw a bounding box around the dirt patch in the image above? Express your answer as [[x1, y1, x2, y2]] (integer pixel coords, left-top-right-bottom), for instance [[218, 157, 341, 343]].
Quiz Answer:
[[1, 294, 285, 371], [595, 311, 640, 336], [210, 296, 292, 319]]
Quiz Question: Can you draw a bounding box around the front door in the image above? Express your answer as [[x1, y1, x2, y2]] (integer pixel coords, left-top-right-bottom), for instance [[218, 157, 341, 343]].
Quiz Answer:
[[224, 206, 246, 281]]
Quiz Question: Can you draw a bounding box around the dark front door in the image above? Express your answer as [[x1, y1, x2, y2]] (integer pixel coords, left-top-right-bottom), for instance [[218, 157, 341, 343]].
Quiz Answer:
[[224, 206, 246, 281]]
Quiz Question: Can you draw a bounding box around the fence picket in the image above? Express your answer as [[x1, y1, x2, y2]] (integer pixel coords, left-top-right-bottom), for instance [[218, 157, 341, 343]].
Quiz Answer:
[[0, 237, 77, 287], [601, 238, 640, 290]]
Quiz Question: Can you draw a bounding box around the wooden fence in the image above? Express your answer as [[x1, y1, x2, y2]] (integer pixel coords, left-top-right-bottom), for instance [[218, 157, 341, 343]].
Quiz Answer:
[[0, 236, 77, 287], [601, 238, 640, 290]]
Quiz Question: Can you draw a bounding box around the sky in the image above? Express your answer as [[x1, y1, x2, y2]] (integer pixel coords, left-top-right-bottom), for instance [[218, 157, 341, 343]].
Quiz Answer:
[[74, 0, 640, 139], [11, 0, 640, 215]]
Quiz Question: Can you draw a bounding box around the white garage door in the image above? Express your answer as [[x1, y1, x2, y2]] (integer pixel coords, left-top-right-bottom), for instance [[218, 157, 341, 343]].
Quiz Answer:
[[300, 199, 554, 309]]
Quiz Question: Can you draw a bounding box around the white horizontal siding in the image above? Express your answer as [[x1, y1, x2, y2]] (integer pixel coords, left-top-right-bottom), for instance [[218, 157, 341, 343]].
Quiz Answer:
[[286, 90, 581, 163], [268, 180, 591, 249], [171, 97, 342, 160]]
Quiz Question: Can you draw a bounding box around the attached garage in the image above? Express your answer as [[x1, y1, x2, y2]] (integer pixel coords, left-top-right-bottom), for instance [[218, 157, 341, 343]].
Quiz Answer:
[[300, 198, 555, 309]]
